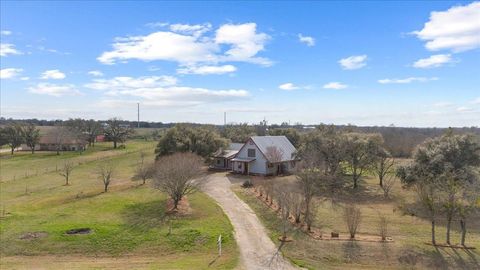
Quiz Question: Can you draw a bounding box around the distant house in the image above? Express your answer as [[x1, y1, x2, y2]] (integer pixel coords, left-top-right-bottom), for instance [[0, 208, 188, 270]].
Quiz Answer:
[[21, 135, 88, 152], [211, 143, 244, 170], [213, 136, 297, 176], [96, 134, 105, 142]]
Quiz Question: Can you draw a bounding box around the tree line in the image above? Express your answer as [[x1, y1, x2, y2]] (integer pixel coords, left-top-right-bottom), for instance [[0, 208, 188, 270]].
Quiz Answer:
[[0, 118, 134, 154]]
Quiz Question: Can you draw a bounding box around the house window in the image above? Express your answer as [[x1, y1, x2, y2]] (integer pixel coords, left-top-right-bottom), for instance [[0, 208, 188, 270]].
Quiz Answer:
[[217, 159, 221, 164], [248, 149, 256, 157]]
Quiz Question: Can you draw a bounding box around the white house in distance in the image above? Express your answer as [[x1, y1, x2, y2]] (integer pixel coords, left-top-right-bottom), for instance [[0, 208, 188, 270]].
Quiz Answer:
[[222, 136, 297, 176]]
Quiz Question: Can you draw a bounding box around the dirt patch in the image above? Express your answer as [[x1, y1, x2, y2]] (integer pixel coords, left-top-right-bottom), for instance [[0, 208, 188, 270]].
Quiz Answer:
[[166, 197, 191, 215], [65, 228, 92, 235], [19, 231, 48, 240]]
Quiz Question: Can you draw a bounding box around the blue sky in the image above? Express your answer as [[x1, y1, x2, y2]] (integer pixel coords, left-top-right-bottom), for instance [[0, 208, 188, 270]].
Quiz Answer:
[[1, 1, 479, 127]]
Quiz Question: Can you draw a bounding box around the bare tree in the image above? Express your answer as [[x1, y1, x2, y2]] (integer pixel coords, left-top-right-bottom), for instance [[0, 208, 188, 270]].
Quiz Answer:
[[85, 119, 102, 147], [274, 187, 294, 240], [152, 152, 203, 211], [290, 192, 303, 224], [50, 126, 69, 155], [59, 160, 75, 185], [380, 172, 397, 199], [378, 213, 388, 241], [265, 146, 285, 175], [22, 124, 40, 154], [374, 148, 395, 187], [458, 174, 480, 246], [132, 152, 154, 185], [262, 179, 275, 206], [415, 181, 440, 245], [97, 162, 115, 192], [343, 203, 362, 239], [295, 161, 318, 231]]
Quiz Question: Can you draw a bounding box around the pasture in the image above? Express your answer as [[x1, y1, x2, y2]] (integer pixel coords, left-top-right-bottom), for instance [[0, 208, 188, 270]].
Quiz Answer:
[[0, 141, 238, 269]]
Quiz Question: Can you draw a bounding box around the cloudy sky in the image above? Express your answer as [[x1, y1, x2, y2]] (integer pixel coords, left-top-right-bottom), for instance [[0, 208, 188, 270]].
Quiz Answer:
[[1, 1, 479, 127]]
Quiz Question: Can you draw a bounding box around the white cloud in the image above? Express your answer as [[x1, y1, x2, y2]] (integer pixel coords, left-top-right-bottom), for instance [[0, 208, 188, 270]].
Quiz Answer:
[[85, 76, 178, 92], [29, 83, 81, 97], [88, 70, 104, 77], [1, 30, 12, 36], [215, 23, 271, 65], [413, 54, 453, 68], [338, 55, 367, 70], [378, 77, 438, 84], [86, 75, 249, 108], [413, 2, 480, 52], [471, 97, 480, 104], [170, 23, 212, 37], [145, 22, 169, 28], [279, 83, 300, 91], [456, 106, 473, 112], [177, 64, 237, 75], [20, 76, 30, 81], [98, 22, 271, 67], [0, 68, 23, 79], [323, 82, 348, 89], [298, 34, 315, 46], [41, 70, 66, 80], [0, 43, 22, 56], [433, 102, 453, 108]]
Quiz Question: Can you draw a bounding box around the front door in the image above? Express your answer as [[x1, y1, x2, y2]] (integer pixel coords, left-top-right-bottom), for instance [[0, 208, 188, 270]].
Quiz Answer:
[[244, 163, 248, 174]]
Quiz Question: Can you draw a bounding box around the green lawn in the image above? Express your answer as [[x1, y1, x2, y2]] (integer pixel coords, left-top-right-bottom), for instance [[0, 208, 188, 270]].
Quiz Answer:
[[234, 174, 480, 270], [0, 140, 238, 269]]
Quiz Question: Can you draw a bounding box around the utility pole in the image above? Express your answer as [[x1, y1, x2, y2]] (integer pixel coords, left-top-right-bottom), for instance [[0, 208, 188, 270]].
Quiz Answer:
[[137, 103, 140, 128], [224, 112, 226, 126]]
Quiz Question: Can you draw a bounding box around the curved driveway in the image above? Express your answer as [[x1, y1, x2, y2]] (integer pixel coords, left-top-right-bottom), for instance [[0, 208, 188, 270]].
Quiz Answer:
[[203, 173, 297, 270]]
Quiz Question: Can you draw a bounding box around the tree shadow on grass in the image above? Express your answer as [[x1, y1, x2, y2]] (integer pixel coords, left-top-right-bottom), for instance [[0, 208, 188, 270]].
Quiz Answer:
[[121, 199, 169, 231], [342, 240, 362, 263], [421, 246, 480, 270]]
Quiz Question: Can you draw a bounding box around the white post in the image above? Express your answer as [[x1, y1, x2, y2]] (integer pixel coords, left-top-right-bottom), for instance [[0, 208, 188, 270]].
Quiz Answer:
[[218, 234, 222, 256]]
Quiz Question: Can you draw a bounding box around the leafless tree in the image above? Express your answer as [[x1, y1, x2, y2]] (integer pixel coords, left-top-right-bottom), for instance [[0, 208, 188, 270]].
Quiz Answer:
[[50, 125, 69, 155], [97, 162, 115, 192], [374, 148, 395, 187], [378, 213, 388, 241], [152, 152, 203, 211], [290, 192, 303, 224], [343, 203, 362, 239], [295, 161, 318, 231], [265, 146, 285, 175], [132, 152, 154, 185], [262, 179, 275, 205], [458, 174, 480, 246], [274, 187, 294, 241], [380, 173, 397, 199], [415, 181, 440, 245], [59, 160, 75, 185]]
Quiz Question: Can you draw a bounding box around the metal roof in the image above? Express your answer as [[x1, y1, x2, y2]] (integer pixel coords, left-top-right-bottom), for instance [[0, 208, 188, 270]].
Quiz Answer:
[[212, 143, 243, 158], [250, 136, 297, 162], [231, 157, 256, 162], [229, 143, 244, 151]]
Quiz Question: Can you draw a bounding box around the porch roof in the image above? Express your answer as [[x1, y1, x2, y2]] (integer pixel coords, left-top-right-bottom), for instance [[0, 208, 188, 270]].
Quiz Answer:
[[231, 157, 256, 162]]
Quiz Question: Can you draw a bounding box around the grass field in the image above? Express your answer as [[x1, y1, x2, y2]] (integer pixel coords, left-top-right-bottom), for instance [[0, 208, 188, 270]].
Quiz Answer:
[[0, 140, 238, 269], [234, 173, 480, 270]]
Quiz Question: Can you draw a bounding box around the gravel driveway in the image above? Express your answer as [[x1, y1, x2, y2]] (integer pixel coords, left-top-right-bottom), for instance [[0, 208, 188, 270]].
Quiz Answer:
[[203, 173, 298, 270]]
